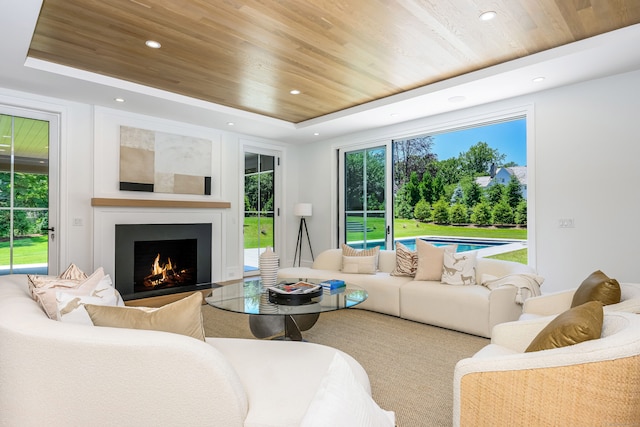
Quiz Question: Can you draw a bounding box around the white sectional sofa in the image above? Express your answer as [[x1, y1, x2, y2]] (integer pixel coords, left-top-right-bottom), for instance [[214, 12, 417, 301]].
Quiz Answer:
[[278, 248, 537, 338], [0, 274, 392, 427]]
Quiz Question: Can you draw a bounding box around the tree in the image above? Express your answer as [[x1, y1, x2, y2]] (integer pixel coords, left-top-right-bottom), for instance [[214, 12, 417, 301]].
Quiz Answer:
[[449, 203, 468, 224], [432, 198, 450, 224], [404, 172, 421, 206], [470, 201, 492, 226], [505, 174, 524, 209], [418, 172, 434, 204], [462, 178, 483, 208], [450, 184, 464, 204], [492, 199, 514, 225], [394, 186, 414, 219], [485, 182, 505, 206], [392, 136, 436, 190], [433, 157, 463, 186], [431, 174, 445, 202], [413, 199, 431, 222], [515, 200, 527, 225], [460, 141, 506, 176]]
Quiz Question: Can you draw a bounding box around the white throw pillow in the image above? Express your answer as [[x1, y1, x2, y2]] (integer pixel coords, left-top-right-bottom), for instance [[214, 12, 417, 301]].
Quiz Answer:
[[56, 274, 124, 325], [32, 267, 107, 319], [441, 251, 477, 285], [301, 353, 395, 427], [342, 255, 377, 274]]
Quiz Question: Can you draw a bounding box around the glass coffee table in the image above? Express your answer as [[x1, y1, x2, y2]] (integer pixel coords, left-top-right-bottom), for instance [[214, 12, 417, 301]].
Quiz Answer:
[[206, 278, 367, 341]]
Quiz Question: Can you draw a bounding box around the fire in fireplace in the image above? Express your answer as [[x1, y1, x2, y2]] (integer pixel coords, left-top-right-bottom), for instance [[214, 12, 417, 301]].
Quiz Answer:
[[115, 223, 212, 300], [134, 238, 197, 293]]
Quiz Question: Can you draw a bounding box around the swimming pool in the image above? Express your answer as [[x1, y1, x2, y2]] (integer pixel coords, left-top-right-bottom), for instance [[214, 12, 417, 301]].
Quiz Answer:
[[350, 237, 509, 253]]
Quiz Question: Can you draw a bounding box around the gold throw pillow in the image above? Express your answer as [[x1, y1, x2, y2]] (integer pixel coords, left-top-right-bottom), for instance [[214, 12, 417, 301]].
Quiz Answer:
[[525, 301, 603, 352], [571, 270, 621, 307]]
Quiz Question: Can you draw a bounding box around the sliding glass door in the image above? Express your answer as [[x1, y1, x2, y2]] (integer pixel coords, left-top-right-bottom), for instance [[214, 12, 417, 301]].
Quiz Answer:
[[340, 145, 390, 249]]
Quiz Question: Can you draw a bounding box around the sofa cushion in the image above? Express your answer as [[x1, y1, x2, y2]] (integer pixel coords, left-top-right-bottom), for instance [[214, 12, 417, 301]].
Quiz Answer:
[[571, 270, 621, 307], [414, 239, 456, 281], [301, 353, 395, 427], [342, 255, 377, 274], [390, 241, 417, 277], [86, 291, 206, 341], [525, 301, 603, 352], [441, 251, 477, 285]]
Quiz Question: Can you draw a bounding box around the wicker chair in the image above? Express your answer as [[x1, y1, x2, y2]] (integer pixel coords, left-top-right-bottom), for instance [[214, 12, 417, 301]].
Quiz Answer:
[[453, 311, 640, 426]]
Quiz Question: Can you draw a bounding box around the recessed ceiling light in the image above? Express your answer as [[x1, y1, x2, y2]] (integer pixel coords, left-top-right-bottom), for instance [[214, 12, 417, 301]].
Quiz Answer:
[[390, 113, 399, 117], [290, 89, 301, 95], [114, 97, 125, 103], [313, 132, 320, 136], [532, 76, 546, 83], [448, 95, 466, 103], [145, 40, 161, 49], [479, 11, 497, 21], [227, 122, 235, 126]]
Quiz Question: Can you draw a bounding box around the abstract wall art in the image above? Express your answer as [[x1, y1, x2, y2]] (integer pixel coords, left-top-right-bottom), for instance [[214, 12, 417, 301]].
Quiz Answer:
[[119, 126, 212, 195]]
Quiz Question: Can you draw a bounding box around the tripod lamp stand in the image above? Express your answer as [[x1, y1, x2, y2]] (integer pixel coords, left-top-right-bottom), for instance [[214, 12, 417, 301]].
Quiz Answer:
[[292, 203, 314, 267]]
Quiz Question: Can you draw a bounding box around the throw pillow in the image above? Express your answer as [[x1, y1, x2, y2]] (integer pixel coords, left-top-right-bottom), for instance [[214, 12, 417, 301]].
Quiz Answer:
[[525, 301, 603, 352], [85, 292, 206, 341], [342, 255, 377, 274], [300, 353, 395, 427], [571, 270, 621, 307], [414, 239, 457, 281], [341, 244, 380, 270], [441, 251, 477, 285], [390, 241, 417, 277], [58, 263, 88, 281], [56, 275, 124, 325], [32, 267, 106, 319]]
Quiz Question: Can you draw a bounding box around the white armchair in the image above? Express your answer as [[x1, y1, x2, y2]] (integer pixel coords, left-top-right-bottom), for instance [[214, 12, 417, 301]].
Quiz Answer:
[[453, 311, 640, 426], [520, 282, 640, 320]]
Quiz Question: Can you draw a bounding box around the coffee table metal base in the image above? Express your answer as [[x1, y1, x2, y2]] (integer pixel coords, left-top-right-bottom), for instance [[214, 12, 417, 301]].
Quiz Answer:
[[249, 313, 320, 341]]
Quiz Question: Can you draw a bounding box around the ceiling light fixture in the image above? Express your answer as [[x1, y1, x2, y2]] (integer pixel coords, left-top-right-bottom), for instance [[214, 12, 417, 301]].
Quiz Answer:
[[145, 40, 161, 49], [114, 97, 125, 103], [290, 89, 301, 95], [479, 11, 497, 21], [532, 76, 546, 83], [313, 132, 320, 136], [227, 122, 235, 126]]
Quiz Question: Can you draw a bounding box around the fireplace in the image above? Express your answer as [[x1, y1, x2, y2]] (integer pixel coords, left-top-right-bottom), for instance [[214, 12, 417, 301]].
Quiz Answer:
[[115, 223, 212, 300]]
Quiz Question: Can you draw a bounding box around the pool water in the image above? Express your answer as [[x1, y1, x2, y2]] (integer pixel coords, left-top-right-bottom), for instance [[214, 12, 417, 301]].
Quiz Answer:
[[350, 237, 508, 253]]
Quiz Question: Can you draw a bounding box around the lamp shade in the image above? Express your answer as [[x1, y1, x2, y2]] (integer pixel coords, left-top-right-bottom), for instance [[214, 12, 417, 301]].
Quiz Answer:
[[293, 203, 312, 217]]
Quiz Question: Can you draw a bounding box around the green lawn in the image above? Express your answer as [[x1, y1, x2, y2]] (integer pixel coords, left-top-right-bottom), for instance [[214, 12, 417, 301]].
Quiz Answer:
[[244, 216, 274, 249], [0, 235, 48, 265]]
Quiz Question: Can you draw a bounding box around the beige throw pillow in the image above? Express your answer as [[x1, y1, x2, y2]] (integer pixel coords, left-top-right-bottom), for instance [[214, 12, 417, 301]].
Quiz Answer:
[[341, 244, 380, 271], [390, 241, 417, 277], [342, 255, 377, 274], [441, 251, 477, 285], [414, 240, 457, 281], [85, 292, 206, 341], [525, 301, 603, 352]]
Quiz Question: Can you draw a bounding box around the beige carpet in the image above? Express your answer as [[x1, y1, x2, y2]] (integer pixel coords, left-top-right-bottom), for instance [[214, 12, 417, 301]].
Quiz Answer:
[[202, 306, 488, 427]]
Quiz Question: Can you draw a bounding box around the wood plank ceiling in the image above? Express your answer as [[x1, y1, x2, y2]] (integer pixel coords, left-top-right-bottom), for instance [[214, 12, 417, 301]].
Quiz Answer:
[[29, 0, 640, 123]]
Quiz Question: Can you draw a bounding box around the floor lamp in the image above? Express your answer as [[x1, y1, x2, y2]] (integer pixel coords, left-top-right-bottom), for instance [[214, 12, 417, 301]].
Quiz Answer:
[[293, 203, 314, 267]]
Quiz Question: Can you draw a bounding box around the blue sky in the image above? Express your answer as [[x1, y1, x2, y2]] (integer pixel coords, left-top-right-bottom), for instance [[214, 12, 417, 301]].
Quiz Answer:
[[431, 118, 526, 166]]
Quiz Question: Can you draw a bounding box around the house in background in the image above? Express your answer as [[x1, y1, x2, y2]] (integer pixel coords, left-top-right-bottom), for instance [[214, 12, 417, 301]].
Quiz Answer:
[[476, 166, 528, 200]]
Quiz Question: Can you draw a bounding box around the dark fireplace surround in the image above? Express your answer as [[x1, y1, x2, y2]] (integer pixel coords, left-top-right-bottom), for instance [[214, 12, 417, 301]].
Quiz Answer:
[[115, 223, 212, 300]]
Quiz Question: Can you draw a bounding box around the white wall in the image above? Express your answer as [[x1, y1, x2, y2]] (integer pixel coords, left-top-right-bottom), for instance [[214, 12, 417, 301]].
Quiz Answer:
[[0, 88, 288, 282], [296, 69, 640, 294]]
